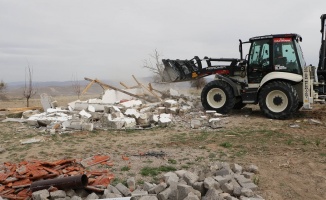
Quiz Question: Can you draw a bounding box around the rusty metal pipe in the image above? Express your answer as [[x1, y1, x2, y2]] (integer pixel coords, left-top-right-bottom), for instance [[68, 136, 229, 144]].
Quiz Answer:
[[30, 174, 88, 192]]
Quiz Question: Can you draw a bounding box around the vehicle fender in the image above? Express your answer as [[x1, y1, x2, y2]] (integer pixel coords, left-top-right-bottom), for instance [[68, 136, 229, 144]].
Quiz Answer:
[[259, 72, 303, 87], [215, 75, 240, 96]]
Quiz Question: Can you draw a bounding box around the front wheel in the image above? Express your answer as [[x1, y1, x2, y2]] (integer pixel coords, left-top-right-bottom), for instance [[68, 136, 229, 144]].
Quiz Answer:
[[258, 81, 299, 119], [201, 80, 235, 114]]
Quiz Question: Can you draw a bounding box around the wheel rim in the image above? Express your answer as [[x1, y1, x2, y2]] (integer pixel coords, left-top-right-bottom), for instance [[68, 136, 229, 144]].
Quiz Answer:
[[207, 88, 226, 109], [266, 90, 288, 113]]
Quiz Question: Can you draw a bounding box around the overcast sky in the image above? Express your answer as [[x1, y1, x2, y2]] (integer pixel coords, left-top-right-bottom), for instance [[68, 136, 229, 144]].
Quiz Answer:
[[0, 0, 325, 83]]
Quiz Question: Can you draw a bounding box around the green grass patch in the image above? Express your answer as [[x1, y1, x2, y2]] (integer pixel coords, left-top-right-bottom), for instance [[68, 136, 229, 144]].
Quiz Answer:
[[121, 166, 130, 171], [140, 166, 176, 176], [220, 142, 232, 148]]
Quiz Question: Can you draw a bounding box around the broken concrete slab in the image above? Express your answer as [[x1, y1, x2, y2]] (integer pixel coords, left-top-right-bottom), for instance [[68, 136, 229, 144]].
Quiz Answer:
[[20, 137, 44, 145]]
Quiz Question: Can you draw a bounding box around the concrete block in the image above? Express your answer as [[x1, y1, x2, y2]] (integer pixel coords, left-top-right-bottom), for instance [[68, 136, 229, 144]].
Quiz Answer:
[[50, 190, 66, 199], [154, 182, 167, 194], [116, 182, 131, 196], [166, 107, 179, 114], [85, 192, 98, 200], [138, 196, 158, 200], [203, 188, 222, 200], [209, 118, 223, 129], [177, 183, 193, 200], [204, 177, 220, 190], [157, 107, 166, 114], [247, 164, 259, 174], [70, 196, 82, 200], [65, 189, 76, 197], [220, 182, 234, 194], [184, 191, 200, 200], [230, 163, 243, 174], [81, 123, 94, 131], [107, 118, 126, 129], [191, 119, 202, 129], [124, 117, 137, 128], [104, 189, 123, 198], [242, 172, 255, 179], [22, 110, 41, 119], [175, 170, 187, 178], [79, 110, 92, 118], [127, 177, 136, 191], [184, 171, 199, 185], [157, 187, 171, 200], [241, 188, 254, 197], [163, 172, 179, 186], [32, 189, 50, 200], [107, 184, 123, 195], [125, 108, 140, 118], [120, 99, 143, 108], [192, 181, 205, 195], [74, 102, 89, 111], [234, 174, 252, 185], [215, 168, 230, 177], [143, 182, 154, 191], [164, 99, 178, 108], [137, 113, 152, 126], [131, 190, 148, 197], [240, 182, 258, 191]]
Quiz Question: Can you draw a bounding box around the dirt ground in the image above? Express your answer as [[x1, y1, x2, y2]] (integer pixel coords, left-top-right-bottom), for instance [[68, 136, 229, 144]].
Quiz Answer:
[[0, 97, 326, 200]]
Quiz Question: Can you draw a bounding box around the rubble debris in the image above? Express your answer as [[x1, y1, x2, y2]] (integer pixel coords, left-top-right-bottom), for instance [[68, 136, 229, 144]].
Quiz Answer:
[[40, 93, 57, 111], [133, 151, 167, 158], [19, 137, 44, 145]]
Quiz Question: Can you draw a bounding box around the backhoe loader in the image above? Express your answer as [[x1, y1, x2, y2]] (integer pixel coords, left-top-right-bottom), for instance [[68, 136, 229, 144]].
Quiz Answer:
[[162, 14, 326, 119]]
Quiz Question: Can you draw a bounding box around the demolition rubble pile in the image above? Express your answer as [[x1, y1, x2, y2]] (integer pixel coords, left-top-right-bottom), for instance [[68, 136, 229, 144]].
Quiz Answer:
[[16, 161, 263, 200], [9, 87, 229, 132]]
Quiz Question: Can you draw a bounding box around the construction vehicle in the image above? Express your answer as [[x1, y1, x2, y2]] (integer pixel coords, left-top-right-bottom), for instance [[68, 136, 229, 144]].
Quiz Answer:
[[162, 14, 326, 119]]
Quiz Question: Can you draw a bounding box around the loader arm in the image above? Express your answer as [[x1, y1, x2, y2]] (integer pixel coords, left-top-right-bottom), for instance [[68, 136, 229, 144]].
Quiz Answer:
[[162, 56, 246, 82], [318, 14, 326, 80]]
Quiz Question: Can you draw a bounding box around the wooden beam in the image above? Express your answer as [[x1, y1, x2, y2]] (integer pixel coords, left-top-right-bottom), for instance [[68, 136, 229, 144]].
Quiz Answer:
[[84, 77, 155, 103]]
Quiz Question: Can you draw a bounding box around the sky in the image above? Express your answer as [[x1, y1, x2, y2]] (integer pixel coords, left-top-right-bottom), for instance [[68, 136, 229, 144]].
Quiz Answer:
[[0, 0, 325, 83]]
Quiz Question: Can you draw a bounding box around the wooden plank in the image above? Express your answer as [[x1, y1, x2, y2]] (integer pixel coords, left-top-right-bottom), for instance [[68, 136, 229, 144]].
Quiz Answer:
[[84, 77, 155, 103]]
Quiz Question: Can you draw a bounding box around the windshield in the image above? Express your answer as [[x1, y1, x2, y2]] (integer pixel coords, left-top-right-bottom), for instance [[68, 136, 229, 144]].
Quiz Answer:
[[273, 37, 303, 74]]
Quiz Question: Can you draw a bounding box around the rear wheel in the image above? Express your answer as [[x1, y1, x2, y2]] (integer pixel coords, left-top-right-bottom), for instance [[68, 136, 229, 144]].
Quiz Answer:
[[259, 81, 299, 119], [201, 80, 235, 114]]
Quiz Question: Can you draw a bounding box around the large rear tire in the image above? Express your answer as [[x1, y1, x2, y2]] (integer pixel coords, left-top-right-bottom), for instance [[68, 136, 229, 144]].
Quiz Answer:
[[201, 80, 235, 114], [258, 81, 299, 119]]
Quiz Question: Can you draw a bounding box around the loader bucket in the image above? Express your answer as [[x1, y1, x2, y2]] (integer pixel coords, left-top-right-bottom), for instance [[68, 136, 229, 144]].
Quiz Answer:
[[161, 57, 201, 82]]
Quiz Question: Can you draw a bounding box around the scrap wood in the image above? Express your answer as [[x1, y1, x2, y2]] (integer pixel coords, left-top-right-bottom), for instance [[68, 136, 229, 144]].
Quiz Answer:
[[84, 77, 156, 103], [80, 155, 110, 168], [132, 75, 162, 101], [6, 107, 42, 112]]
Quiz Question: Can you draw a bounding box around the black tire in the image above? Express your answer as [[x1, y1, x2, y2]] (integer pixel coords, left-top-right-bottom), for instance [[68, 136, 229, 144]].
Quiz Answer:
[[201, 80, 235, 114], [296, 102, 304, 111], [233, 97, 246, 110], [258, 81, 299, 119]]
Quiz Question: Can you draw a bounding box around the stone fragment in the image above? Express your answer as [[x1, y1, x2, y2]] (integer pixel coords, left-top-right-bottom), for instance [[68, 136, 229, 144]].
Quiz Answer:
[[74, 189, 89, 198], [65, 189, 76, 197], [184, 171, 199, 185], [175, 170, 187, 178], [103, 189, 122, 198], [32, 189, 50, 200], [247, 164, 259, 174], [127, 177, 136, 191], [143, 182, 154, 191], [215, 168, 230, 177], [192, 181, 205, 195], [157, 187, 171, 200], [203, 188, 222, 200], [50, 190, 66, 199], [204, 177, 220, 190], [131, 190, 148, 197], [241, 188, 254, 197], [177, 184, 193, 200], [70, 196, 82, 200], [107, 185, 123, 195], [164, 99, 178, 108], [85, 192, 99, 200], [116, 183, 132, 196], [242, 172, 255, 179], [230, 163, 243, 174], [163, 172, 179, 186], [240, 182, 258, 191], [154, 182, 167, 194], [191, 119, 202, 129], [184, 192, 200, 200], [220, 182, 234, 194], [209, 118, 223, 129]]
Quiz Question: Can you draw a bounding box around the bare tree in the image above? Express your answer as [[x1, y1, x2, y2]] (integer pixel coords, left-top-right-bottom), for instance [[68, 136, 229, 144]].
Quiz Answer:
[[143, 49, 165, 82], [190, 78, 207, 89], [23, 65, 37, 107], [71, 74, 82, 99], [0, 80, 8, 100]]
